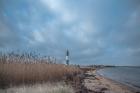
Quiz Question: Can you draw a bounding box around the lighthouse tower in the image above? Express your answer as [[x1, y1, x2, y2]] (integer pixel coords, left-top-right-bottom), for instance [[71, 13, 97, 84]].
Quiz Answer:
[[66, 49, 69, 65]]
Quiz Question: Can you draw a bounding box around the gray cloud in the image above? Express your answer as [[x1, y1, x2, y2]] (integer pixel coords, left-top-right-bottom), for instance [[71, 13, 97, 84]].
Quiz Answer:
[[0, 0, 140, 65], [0, 21, 20, 48]]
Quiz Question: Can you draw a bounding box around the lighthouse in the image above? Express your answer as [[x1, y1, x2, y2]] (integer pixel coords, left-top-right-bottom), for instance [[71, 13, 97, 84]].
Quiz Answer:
[[66, 49, 69, 65]]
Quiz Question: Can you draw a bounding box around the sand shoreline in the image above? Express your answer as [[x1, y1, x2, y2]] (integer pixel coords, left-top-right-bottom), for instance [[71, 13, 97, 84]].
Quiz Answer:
[[96, 69, 140, 93], [77, 69, 140, 93], [98, 74, 139, 92]]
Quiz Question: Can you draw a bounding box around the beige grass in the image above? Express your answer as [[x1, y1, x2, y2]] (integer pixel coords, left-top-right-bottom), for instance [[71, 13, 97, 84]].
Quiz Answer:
[[0, 82, 74, 93], [0, 52, 81, 88], [0, 63, 80, 88]]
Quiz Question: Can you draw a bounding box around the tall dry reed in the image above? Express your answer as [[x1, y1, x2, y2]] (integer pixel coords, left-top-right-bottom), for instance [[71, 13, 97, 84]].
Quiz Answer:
[[0, 52, 81, 88]]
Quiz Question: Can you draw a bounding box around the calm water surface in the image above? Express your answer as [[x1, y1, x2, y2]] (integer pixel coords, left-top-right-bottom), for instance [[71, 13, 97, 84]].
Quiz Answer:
[[98, 67, 140, 89]]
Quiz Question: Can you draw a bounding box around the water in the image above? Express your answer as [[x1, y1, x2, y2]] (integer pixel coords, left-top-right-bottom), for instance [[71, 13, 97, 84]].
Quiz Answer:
[[98, 67, 140, 89]]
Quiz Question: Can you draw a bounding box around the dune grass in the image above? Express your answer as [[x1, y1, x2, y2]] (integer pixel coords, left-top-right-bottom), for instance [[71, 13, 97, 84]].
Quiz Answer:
[[0, 52, 81, 89], [0, 82, 74, 93]]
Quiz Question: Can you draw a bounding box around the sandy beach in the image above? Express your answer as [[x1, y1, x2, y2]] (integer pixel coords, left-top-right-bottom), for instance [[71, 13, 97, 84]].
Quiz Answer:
[[67, 70, 140, 93], [78, 69, 140, 93], [85, 71, 133, 93]]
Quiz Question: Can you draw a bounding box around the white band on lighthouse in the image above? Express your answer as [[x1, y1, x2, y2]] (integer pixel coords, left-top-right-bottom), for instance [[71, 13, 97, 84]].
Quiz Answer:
[[66, 56, 68, 60]]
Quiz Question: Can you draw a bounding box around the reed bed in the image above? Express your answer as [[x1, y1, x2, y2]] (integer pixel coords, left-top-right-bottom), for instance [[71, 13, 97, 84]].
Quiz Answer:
[[0, 82, 74, 93], [0, 52, 81, 88]]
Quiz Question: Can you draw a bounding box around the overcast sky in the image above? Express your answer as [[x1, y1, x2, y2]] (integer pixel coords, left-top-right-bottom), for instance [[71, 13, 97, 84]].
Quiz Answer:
[[0, 0, 140, 66]]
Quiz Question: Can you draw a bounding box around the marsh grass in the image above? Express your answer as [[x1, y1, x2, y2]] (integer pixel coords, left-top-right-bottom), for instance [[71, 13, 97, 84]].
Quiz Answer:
[[0, 52, 81, 89], [0, 82, 74, 93]]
